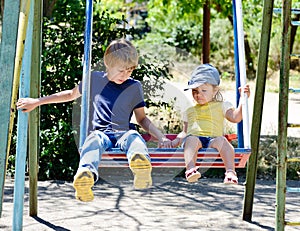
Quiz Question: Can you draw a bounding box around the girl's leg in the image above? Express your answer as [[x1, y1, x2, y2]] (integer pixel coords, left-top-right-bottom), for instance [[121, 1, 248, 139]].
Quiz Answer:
[[209, 136, 238, 184], [184, 136, 202, 182], [117, 130, 152, 189], [184, 136, 202, 170], [73, 131, 112, 201]]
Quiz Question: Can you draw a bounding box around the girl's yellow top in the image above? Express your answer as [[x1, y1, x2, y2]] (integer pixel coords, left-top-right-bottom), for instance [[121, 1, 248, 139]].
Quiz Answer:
[[183, 101, 234, 137]]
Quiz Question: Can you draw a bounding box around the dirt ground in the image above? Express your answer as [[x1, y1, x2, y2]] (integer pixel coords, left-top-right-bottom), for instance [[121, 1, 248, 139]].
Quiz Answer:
[[1, 175, 300, 231], [1, 91, 299, 231]]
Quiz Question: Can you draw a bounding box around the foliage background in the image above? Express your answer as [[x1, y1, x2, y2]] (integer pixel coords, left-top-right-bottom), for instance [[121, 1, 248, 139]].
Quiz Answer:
[[4, 0, 300, 181], [7, 0, 172, 180]]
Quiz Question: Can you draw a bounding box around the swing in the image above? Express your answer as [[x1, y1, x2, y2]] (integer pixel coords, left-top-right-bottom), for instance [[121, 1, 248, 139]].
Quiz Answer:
[[100, 134, 251, 169], [78, 2, 252, 171]]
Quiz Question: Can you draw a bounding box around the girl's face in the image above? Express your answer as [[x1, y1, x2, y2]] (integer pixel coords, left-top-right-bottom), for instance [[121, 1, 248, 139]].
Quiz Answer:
[[192, 83, 219, 105], [107, 65, 135, 84]]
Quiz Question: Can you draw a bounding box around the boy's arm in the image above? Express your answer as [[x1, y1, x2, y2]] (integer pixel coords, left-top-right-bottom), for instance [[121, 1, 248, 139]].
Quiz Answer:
[[134, 107, 172, 148], [17, 85, 81, 113]]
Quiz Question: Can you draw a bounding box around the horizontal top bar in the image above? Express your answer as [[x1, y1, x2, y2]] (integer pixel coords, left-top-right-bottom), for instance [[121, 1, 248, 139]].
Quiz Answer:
[[286, 187, 300, 193], [273, 8, 300, 14], [287, 123, 300, 128], [287, 157, 300, 162], [290, 54, 300, 59], [289, 88, 300, 93], [292, 21, 300, 26]]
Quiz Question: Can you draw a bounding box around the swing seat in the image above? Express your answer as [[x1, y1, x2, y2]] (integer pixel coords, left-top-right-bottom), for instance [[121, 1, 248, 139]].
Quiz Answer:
[[99, 134, 251, 168]]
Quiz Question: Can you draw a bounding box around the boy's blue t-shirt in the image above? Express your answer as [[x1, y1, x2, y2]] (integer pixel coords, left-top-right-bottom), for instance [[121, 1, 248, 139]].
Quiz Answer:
[[78, 71, 145, 133]]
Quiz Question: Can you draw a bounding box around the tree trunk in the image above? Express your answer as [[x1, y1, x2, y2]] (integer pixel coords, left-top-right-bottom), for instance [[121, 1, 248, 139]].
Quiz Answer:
[[1, 0, 4, 20], [202, 0, 210, 64], [290, 14, 300, 53], [243, 32, 255, 79], [290, 14, 300, 71], [44, 0, 58, 18], [216, 4, 256, 79], [1, 0, 57, 19]]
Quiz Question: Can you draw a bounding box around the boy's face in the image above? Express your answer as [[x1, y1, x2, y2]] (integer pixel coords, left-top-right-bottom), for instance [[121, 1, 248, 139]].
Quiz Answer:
[[192, 83, 218, 105], [107, 65, 135, 84]]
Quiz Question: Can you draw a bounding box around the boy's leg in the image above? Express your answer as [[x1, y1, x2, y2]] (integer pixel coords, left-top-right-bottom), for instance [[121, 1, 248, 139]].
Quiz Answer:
[[183, 136, 202, 182], [117, 130, 152, 189], [73, 131, 111, 201], [73, 168, 94, 202]]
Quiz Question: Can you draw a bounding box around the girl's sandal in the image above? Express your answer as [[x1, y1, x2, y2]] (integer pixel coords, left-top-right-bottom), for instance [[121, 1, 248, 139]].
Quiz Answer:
[[185, 167, 201, 183], [224, 170, 238, 185]]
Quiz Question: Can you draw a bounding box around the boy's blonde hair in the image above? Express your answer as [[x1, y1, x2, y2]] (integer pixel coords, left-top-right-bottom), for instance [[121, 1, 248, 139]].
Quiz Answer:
[[104, 39, 138, 69]]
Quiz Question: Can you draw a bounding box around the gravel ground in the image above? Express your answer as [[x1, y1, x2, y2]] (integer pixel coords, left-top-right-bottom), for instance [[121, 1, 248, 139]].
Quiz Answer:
[[1, 176, 300, 231], [1, 90, 299, 230]]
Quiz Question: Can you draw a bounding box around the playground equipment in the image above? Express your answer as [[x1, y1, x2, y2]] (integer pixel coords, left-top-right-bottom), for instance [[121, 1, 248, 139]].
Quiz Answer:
[[98, 0, 252, 183], [0, 0, 44, 229], [100, 134, 251, 168], [242, 1, 300, 230], [79, 0, 93, 149], [9, 0, 299, 230], [0, 0, 20, 217], [81, 0, 251, 174], [275, 1, 300, 229], [1, 1, 250, 227]]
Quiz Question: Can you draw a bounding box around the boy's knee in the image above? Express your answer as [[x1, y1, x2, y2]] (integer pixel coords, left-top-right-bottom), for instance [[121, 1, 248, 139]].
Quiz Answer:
[[123, 130, 144, 142], [127, 130, 140, 137]]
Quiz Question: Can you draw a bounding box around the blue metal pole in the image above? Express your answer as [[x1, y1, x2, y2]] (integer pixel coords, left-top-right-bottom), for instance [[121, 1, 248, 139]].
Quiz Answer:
[[232, 0, 244, 148], [235, 0, 251, 149], [12, 1, 33, 230], [79, 0, 93, 149]]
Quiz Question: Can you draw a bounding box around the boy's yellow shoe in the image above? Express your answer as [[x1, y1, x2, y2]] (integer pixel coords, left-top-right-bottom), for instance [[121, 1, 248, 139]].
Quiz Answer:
[[129, 153, 152, 189], [73, 169, 94, 202]]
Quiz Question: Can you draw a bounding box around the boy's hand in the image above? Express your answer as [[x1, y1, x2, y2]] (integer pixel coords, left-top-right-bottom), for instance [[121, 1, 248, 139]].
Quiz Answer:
[[158, 137, 172, 148], [16, 98, 39, 113]]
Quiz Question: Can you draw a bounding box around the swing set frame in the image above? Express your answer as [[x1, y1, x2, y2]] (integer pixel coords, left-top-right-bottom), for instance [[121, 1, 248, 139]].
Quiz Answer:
[[1, 0, 268, 230]]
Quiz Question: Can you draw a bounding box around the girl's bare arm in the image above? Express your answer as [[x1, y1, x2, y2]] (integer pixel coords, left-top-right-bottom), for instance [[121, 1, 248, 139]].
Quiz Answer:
[[225, 84, 250, 123], [171, 122, 188, 148]]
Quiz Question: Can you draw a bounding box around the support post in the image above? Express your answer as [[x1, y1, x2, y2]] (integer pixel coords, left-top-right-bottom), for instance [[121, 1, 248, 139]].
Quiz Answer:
[[232, 0, 243, 148], [0, 0, 20, 217], [242, 0, 274, 221], [29, 0, 42, 217], [79, 0, 93, 148], [6, 0, 31, 182], [276, 0, 291, 230], [13, 1, 33, 229], [233, 0, 250, 149]]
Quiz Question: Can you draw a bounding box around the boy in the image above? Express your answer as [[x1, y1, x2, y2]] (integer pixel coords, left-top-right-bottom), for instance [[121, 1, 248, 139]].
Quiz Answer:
[[17, 39, 172, 201]]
